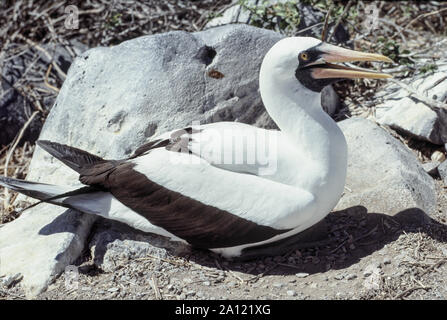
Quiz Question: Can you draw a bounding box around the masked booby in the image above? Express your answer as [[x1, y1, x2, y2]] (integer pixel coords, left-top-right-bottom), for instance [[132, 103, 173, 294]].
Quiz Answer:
[[0, 37, 392, 258]]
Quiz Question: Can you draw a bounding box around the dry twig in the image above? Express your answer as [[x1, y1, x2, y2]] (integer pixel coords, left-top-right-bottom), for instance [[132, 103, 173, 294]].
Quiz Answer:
[[2, 111, 39, 213]]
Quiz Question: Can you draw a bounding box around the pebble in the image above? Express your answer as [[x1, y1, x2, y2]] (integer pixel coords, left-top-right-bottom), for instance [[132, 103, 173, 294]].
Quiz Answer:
[[431, 150, 446, 162], [363, 270, 372, 277], [383, 257, 392, 265], [107, 287, 119, 293], [273, 282, 284, 288], [203, 281, 211, 286], [186, 290, 196, 297], [197, 291, 204, 298], [1, 273, 23, 288], [346, 274, 357, 280], [286, 290, 297, 297], [295, 272, 309, 278], [334, 274, 344, 280]]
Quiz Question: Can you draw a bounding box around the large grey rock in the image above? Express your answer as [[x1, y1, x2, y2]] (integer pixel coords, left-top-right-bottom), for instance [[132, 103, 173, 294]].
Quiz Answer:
[[0, 206, 94, 296], [335, 117, 436, 216], [0, 25, 287, 296], [375, 63, 447, 145]]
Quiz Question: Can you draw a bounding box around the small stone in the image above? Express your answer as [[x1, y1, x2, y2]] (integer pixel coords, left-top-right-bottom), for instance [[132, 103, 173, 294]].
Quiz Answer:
[[334, 274, 344, 280], [1, 273, 23, 288], [295, 272, 309, 278], [197, 291, 204, 298], [286, 290, 297, 297], [186, 290, 196, 297], [346, 274, 357, 280], [203, 281, 211, 286], [383, 257, 392, 265], [273, 282, 284, 288], [431, 151, 446, 162], [107, 287, 119, 293]]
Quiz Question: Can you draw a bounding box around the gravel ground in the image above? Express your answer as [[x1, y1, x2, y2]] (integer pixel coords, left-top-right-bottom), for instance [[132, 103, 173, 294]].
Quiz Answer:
[[1, 179, 445, 300]]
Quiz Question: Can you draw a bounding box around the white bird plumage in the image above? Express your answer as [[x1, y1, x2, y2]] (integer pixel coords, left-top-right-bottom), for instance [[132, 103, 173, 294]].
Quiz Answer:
[[0, 37, 392, 258]]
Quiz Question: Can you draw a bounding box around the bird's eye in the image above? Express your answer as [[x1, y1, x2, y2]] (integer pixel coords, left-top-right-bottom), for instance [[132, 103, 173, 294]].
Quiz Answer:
[[300, 52, 309, 61]]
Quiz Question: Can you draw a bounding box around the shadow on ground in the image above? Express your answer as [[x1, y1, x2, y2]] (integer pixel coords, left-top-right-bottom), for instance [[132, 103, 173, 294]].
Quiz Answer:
[[51, 205, 447, 278]]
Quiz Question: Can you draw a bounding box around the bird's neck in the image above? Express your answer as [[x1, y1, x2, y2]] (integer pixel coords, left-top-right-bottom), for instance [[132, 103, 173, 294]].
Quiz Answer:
[[260, 73, 347, 200]]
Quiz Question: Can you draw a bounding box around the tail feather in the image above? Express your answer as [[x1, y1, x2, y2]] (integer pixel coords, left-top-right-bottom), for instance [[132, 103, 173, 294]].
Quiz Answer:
[[1, 140, 108, 213], [36, 140, 105, 173], [0, 176, 73, 201], [0, 175, 97, 211]]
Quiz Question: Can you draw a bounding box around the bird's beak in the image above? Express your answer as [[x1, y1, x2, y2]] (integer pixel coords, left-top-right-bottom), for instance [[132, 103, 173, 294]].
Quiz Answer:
[[309, 42, 393, 80]]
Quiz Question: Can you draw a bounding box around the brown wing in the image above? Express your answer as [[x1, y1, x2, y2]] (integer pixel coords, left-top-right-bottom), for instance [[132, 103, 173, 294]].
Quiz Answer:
[[38, 137, 290, 249], [79, 161, 290, 249]]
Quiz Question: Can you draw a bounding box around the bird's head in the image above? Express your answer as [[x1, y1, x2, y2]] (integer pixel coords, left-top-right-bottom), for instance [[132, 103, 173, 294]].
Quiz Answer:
[[261, 37, 393, 93]]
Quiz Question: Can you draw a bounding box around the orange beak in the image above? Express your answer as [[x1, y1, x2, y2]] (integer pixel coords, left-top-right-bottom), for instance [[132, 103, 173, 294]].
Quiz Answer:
[[309, 42, 393, 80]]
